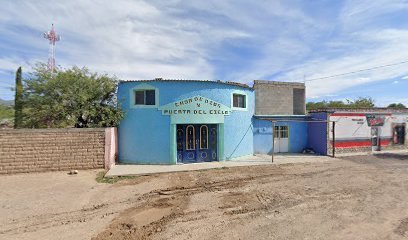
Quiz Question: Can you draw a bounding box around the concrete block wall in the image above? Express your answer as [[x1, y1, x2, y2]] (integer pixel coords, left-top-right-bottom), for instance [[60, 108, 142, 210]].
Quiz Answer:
[[254, 80, 305, 116], [293, 88, 306, 115], [0, 128, 109, 174], [330, 145, 371, 155]]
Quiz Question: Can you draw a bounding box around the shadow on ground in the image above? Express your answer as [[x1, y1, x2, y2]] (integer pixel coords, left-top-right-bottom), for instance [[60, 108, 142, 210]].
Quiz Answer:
[[373, 153, 408, 161], [340, 152, 408, 167]]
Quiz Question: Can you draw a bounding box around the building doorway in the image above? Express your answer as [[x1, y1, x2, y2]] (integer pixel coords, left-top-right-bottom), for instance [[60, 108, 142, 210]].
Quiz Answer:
[[371, 127, 380, 151], [176, 124, 218, 163], [393, 124, 406, 145], [274, 125, 289, 153]]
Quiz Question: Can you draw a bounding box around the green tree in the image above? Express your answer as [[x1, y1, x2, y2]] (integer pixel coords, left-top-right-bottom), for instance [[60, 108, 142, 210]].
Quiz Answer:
[[351, 97, 375, 108], [14, 66, 23, 128], [22, 64, 123, 128], [387, 103, 406, 108], [0, 104, 14, 119], [307, 97, 376, 110], [306, 100, 348, 110], [0, 104, 14, 128]]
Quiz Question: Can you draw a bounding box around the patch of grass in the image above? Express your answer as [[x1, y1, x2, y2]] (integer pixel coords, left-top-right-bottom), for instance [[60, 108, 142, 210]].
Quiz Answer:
[[95, 171, 137, 184], [0, 104, 14, 119], [197, 166, 229, 172], [213, 166, 229, 171]]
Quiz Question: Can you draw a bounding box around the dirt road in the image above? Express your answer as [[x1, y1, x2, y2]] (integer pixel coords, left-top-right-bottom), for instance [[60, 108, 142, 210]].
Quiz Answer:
[[2, 153, 408, 239]]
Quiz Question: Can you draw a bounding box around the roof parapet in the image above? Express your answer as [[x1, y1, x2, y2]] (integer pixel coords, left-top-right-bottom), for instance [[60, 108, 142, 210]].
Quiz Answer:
[[120, 79, 253, 89], [254, 80, 305, 87]]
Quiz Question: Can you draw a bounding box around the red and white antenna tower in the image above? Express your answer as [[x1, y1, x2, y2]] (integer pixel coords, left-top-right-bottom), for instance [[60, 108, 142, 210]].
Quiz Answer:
[[43, 24, 61, 72]]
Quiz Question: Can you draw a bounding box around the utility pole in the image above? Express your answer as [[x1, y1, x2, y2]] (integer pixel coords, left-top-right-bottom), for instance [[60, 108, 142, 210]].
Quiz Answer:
[[332, 121, 336, 158], [271, 121, 275, 163]]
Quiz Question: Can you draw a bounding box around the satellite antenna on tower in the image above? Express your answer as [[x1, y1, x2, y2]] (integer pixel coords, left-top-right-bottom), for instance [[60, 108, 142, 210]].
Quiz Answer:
[[43, 24, 61, 72]]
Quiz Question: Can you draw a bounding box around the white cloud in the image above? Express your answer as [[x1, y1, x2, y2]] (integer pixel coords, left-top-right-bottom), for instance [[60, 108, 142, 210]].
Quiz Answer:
[[339, 0, 408, 31], [375, 97, 408, 107], [303, 28, 408, 97], [0, 57, 21, 74], [0, 0, 254, 81], [223, 1, 408, 98], [1, 0, 408, 101]]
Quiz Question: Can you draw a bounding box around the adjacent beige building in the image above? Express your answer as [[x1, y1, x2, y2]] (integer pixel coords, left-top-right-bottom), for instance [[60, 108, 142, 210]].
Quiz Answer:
[[253, 80, 306, 115]]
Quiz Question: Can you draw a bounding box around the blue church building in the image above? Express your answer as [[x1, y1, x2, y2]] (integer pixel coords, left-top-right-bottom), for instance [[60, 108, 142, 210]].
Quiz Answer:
[[117, 79, 309, 164]]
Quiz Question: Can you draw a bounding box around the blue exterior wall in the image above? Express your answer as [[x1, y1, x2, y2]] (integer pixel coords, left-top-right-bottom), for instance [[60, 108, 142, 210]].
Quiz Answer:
[[289, 121, 309, 152], [308, 112, 328, 155], [253, 119, 308, 154], [253, 119, 273, 154], [117, 81, 254, 164]]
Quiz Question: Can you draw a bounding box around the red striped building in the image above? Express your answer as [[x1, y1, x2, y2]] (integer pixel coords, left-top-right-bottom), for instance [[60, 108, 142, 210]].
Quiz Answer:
[[309, 108, 408, 154]]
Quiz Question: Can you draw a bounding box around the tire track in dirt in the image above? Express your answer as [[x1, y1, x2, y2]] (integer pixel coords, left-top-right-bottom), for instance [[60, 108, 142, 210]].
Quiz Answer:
[[395, 217, 408, 237], [0, 195, 143, 235], [1, 162, 376, 238], [91, 164, 361, 239]]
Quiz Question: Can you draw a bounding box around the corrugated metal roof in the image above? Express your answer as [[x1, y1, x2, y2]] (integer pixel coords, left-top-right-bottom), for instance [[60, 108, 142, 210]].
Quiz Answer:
[[253, 115, 310, 121], [254, 115, 308, 118], [119, 78, 253, 89]]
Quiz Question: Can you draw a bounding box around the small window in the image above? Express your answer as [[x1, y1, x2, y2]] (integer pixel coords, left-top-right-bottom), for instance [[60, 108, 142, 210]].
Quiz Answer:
[[233, 94, 246, 108], [280, 126, 289, 138], [274, 126, 279, 137], [274, 126, 289, 139], [135, 90, 155, 105]]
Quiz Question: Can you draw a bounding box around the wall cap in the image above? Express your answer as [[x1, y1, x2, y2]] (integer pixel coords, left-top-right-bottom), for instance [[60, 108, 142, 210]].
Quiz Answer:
[[0, 128, 107, 133]]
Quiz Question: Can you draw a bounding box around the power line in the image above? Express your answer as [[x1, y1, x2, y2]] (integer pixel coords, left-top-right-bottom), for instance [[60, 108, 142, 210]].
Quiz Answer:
[[304, 59, 408, 82]]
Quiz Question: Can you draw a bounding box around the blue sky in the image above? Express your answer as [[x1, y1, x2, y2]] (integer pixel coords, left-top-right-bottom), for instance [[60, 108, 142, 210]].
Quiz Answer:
[[1, 0, 408, 106]]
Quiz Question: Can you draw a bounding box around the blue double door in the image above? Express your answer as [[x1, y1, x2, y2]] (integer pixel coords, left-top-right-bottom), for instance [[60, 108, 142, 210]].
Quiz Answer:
[[176, 124, 218, 163]]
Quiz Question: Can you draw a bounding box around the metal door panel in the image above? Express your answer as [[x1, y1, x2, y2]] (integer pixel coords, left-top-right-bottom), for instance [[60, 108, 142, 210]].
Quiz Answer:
[[183, 125, 196, 163], [274, 126, 289, 153], [209, 126, 218, 161], [176, 126, 184, 162], [279, 139, 289, 152], [197, 125, 210, 162], [178, 124, 218, 163]]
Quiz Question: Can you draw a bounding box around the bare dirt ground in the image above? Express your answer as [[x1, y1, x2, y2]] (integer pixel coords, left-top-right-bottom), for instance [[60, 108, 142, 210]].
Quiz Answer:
[[2, 153, 408, 240]]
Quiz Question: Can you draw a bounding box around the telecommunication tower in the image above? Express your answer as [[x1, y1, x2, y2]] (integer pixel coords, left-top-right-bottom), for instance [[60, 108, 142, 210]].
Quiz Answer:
[[43, 24, 61, 72]]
